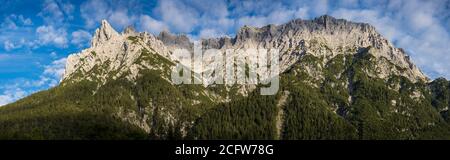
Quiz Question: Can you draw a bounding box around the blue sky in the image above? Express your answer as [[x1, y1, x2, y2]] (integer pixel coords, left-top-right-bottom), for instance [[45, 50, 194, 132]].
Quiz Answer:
[[0, 0, 449, 105]]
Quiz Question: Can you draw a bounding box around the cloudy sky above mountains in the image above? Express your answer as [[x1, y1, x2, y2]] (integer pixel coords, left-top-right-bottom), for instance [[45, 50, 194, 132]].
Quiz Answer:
[[0, 0, 449, 105]]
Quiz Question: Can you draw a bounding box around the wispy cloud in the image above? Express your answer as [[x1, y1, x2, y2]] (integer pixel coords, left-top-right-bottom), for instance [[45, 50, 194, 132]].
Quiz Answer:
[[0, 14, 33, 30], [80, 0, 141, 30], [155, 0, 199, 33], [0, 87, 27, 106], [139, 15, 168, 35], [0, 57, 66, 106], [80, 0, 112, 28], [36, 25, 68, 48], [71, 30, 92, 47], [38, 0, 74, 25]]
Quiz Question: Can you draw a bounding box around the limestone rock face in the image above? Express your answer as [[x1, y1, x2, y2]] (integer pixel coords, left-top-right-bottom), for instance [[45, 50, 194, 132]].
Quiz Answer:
[[157, 31, 192, 50], [225, 15, 427, 82], [91, 20, 120, 48], [123, 26, 137, 35], [63, 20, 173, 83], [63, 15, 428, 87]]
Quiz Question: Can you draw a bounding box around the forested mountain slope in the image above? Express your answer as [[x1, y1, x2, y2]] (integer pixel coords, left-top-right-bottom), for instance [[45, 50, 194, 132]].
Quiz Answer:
[[1, 15, 448, 140]]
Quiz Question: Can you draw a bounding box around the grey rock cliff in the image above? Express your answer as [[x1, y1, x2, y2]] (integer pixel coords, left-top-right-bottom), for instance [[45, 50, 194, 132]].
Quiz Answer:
[[157, 30, 193, 50], [64, 15, 428, 86], [207, 15, 427, 82]]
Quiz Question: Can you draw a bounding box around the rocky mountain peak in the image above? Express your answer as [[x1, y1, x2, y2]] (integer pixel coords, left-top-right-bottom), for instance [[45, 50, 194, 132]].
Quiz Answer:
[[201, 37, 233, 49], [157, 30, 193, 50], [91, 20, 120, 47], [63, 20, 174, 82], [64, 15, 428, 84], [123, 25, 137, 35], [228, 15, 427, 82]]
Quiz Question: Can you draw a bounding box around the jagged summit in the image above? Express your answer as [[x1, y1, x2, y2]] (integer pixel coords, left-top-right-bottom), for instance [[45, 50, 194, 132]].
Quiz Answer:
[[234, 15, 375, 43], [91, 20, 120, 47], [312, 14, 357, 28], [63, 19, 172, 82], [228, 15, 427, 82], [65, 15, 428, 84]]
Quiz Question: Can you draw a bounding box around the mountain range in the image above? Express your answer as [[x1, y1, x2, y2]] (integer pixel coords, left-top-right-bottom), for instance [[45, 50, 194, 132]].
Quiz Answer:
[[0, 15, 449, 140]]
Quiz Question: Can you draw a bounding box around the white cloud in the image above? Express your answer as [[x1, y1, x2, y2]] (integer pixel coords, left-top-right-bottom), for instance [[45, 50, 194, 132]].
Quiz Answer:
[[44, 57, 67, 81], [0, 14, 33, 30], [3, 40, 18, 51], [0, 87, 27, 106], [236, 6, 302, 28], [71, 30, 92, 47], [0, 57, 67, 106], [37, 0, 74, 25], [189, 0, 229, 18], [19, 57, 66, 89], [1, 38, 32, 51], [0, 95, 14, 106], [50, 51, 57, 58], [80, 0, 139, 30], [294, 7, 310, 19], [38, 0, 65, 25], [109, 10, 136, 28], [36, 25, 68, 47], [0, 15, 34, 51], [156, 0, 199, 33], [80, 0, 112, 28], [20, 17, 33, 26], [61, 1, 75, 20], [312, 0, 329, 15], [1, 17, 18, 30], [198, 28, 223, 39], [2, 0, 73, 50], [139, 15, 168, 34]]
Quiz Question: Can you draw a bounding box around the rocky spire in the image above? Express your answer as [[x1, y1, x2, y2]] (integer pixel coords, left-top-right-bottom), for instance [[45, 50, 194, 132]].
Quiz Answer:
[[91, 20, 119, 47]]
